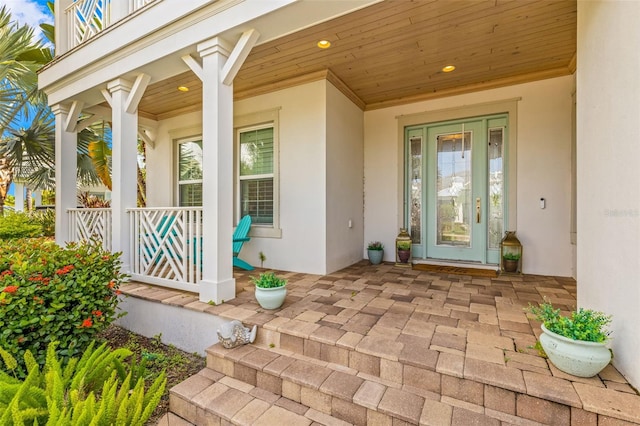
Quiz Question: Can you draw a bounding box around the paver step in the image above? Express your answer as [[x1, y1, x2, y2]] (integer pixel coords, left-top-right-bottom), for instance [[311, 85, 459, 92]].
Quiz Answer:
[[206, 340, 640, 426], [169, 368, 352, 426]]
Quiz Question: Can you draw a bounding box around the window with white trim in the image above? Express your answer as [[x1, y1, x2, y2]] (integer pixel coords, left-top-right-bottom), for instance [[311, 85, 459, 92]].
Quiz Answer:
[[238, 125, 274, 224], [235, 108, 281, 238], [177, 138, 202, 207]]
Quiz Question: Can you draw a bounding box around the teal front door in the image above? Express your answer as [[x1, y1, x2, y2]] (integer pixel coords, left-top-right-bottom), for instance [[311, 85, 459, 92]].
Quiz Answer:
[[406, 115, 507, 264]]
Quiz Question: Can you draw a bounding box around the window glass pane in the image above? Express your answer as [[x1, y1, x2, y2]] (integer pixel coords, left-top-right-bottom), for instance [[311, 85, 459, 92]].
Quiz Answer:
[[436, 131, 471, 247], [179, 183, 202, 207], [488, 128, 504, 249], [410, 137, 422, 244], [240, 178, 273, 224], [240, 128, 273, 176], [179, 141, 203, 181]]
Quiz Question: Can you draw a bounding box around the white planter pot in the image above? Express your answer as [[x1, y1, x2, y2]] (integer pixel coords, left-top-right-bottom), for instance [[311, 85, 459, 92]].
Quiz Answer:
[[539, 324, 611, 377], [255, 285, 287, 310]]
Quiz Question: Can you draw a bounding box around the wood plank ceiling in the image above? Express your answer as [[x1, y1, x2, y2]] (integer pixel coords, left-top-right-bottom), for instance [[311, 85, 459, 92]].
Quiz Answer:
[[138, 0, 576, 120]]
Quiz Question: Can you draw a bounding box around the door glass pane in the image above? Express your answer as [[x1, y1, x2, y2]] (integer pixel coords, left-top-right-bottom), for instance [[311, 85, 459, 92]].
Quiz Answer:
[[410, 137, 422, 244], [436, 131, 471, 247], [488, 128, 504, 249]]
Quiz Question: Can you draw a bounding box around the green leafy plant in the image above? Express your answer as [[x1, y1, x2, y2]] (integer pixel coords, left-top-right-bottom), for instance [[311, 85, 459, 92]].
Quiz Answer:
[[367, 241, 384, 250], [397, 241, 411, 251], [527, 302, 612, 342], [0, 341, 166, 425], [250, 271, 287, 289], [503, 252, 521, 260], [259, 251, 266, 267], [28, 209, 55, 237], [0, 212, 42, 239], [0, 237, 127, 377]]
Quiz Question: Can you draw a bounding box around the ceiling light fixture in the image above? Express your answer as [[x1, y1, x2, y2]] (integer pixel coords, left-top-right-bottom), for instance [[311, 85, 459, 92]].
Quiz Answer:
[[317, 40, 331, 49], [177, 86, 189, 92], [442, 65, 456, 73]]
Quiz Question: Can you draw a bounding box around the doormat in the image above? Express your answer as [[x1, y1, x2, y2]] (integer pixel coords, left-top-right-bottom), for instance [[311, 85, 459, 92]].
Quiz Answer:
[[412, 263, 498, 277]]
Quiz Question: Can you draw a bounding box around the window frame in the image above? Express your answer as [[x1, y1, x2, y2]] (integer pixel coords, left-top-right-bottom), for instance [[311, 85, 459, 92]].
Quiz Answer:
[[235, 108, 281, 238], [175, 136, 203, 207]]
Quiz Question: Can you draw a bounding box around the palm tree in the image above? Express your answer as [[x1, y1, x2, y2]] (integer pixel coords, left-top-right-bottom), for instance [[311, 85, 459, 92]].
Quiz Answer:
[[0, 5, 51, 213]]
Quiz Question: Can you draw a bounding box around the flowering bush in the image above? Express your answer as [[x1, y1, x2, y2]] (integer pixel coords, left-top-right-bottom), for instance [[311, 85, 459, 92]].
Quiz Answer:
[[0, 238, 127, 377]]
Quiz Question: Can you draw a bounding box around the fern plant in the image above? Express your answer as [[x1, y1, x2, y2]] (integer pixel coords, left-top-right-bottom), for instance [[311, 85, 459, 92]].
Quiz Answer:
[[0, 341, 166, 425], [528, 302, 612, 342]]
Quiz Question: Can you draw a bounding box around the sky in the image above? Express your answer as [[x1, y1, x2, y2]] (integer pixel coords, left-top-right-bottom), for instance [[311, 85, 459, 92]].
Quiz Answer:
[[0, 0, 53, 39]]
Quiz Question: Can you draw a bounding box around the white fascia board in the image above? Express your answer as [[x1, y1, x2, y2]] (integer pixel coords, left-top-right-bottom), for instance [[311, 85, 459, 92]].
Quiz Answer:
[[40, 0, 297, 104], [40, 0, 380, 106]]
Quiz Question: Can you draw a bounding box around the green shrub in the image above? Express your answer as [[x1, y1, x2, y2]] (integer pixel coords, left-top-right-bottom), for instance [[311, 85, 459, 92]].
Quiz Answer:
[[28, 209, 55, 237], [397, 241, 411, 250], [0, 212, 42, 239], [251, 271, 287, 288], [0, 238, 127, 377], [528, 302, 612, 342], [0, 341, 166, 425]]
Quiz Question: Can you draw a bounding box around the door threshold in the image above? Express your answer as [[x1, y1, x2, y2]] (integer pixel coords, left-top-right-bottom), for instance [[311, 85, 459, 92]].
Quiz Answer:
[[413, 259, 498, 271]]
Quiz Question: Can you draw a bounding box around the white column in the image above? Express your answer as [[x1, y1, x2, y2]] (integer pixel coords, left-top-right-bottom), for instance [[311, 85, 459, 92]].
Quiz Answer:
[[108, 78, 138, 272], [13, 183, 24, 212], [197, 37, 236, 304], [33, 190, 42, 208], [577, 0, 640, 389], [52, 104, 77, 246], [110, 1, 129, 24]]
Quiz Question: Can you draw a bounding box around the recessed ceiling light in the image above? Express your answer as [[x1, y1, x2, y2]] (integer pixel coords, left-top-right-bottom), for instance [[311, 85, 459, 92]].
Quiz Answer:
[[177, 86, 189, 92], [442, 65, 456, 73], [317, 40, 331, 49]]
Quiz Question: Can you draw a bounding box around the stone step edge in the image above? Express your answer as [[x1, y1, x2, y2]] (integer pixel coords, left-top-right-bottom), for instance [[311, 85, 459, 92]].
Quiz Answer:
[[205, 343, 607, 426], [169, 368, 353, 426], [251, 325, 640, 425]]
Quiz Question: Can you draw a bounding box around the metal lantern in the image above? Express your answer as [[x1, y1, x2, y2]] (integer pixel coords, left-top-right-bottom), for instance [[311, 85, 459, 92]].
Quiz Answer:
[[395, 228, 412, 268], [500, 231, 522, 274]]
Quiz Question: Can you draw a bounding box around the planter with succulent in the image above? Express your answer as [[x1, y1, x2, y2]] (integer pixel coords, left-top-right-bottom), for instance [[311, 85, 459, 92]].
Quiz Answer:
[[367, 241, 384, 265], [251, 272, 287, 310], [396, 240, 411, 263], [528, 302, 612, 377], [502, 252, 520, 273]]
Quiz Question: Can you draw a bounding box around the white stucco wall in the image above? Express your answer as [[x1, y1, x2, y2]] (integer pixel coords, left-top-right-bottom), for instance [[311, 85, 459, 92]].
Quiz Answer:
[[325, 83, 365, 272], [364, 76, 574, 276], [577, 0, 640, 388]]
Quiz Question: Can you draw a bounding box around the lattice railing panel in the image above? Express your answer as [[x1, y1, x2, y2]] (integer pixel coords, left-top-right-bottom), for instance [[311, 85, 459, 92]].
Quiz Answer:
[[66, 0, 109, 48], [68, 208, 112, 251], [129, 208, 202, 287], [65, 0, 159, 48]]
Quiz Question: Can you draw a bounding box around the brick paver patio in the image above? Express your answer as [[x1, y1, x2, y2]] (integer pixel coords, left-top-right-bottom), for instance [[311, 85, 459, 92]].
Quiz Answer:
[[123, 261, 640, 425]]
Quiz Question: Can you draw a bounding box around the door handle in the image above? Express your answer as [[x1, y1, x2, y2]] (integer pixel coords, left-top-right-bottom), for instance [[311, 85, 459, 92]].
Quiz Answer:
[[476, 198, 481, 223]]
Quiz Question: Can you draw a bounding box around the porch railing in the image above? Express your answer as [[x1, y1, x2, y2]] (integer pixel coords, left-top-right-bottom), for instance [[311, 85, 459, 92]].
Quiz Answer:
[[67, 208, 112, 251], [65, 0, 157, 49], [128, 207, 202, 291]]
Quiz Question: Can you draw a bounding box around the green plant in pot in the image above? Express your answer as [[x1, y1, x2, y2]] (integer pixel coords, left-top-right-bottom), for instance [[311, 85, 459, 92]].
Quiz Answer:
[[396, 240, 411, 263], [527, 301, 612, 377], [251, 272, 287, 310], [502, 252, 520, 273], [367, 241, 384, 265]]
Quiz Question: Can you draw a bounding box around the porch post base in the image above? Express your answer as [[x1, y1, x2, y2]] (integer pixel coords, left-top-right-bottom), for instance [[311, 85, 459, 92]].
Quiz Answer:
[[199, 278, 236, 305]]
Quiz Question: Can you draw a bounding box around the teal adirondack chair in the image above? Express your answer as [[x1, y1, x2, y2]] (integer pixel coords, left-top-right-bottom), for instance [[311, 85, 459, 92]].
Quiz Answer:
[[233, 215, 254, 270]]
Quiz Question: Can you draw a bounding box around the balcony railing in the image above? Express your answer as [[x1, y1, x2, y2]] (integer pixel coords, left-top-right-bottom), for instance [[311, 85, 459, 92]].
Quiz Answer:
[[68, 207, 112, 251], [129, 207, 203, 291], [65, 0, 156, 49]]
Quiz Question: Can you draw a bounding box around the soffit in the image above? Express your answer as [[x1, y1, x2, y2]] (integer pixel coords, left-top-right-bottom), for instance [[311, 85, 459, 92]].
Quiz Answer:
[[137, 0, 576, 119]]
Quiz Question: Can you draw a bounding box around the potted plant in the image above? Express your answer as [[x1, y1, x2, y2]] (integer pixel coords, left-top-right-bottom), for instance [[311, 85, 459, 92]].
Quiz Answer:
[[251, 272, 287, 310], [527, 302, 612, 377], [397, 241, 411, 263], [367, 241, 384, 265], [502, 252, 520, 272]]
